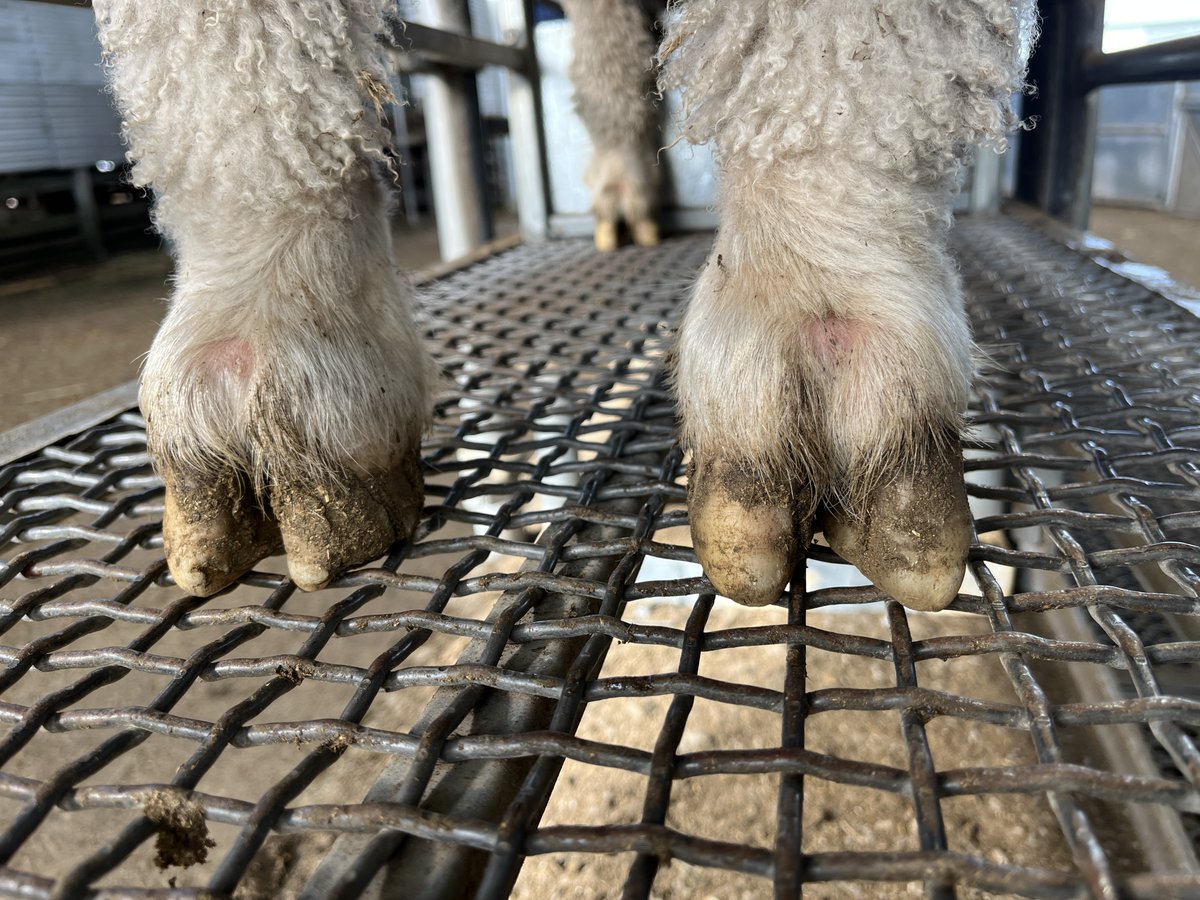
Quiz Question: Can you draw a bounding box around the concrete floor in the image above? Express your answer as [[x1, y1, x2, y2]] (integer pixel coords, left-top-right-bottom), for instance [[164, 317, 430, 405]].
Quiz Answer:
[[1088, 205, 1200, 291], [0, 250, 169, 433], [0, 205, 1197, 434]]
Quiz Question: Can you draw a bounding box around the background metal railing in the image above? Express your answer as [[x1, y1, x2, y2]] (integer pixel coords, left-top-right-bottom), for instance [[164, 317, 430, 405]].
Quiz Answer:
[[392, 0, 550, 258], [1016, 0, 1200, 229]]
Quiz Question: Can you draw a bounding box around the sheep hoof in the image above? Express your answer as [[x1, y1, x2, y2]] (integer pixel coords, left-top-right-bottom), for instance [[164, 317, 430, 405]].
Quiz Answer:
[[268, 450, 424, 592], [594, 219, 619, 252], [820, 439, 971, 612], [160, 449, 423, 596], [631, 220, 659, 247], [162, 467, 282, 597], [688, 456, 811, 606]]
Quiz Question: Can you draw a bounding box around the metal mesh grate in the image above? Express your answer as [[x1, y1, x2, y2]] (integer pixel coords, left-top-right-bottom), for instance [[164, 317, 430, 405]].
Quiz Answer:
[[1, 215, 1198, 898]]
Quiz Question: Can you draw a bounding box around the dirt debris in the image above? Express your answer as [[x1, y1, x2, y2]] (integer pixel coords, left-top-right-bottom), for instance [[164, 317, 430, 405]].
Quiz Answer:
[[144, 790, 217, 870]]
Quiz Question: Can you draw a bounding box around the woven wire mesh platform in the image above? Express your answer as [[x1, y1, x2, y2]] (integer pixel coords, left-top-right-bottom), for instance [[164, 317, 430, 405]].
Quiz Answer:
[[1, 213, 1199, 898]]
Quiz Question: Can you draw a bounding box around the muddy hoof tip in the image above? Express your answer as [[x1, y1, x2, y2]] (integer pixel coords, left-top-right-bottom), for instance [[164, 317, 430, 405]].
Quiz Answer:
[[689, 458, 811, 608], [705, 551, 792, 607], [287, 559, 333, 593], [632, 220, 660, 248], [821, 437, 972, 614], [692, 500, 798, 606], [875, 566, 964, 612], [171, 562, 233, 598]]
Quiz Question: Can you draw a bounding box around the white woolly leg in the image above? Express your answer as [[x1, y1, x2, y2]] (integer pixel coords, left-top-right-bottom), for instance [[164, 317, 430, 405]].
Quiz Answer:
[[662, 0, 1035, 610], [676, 187, 974, 505], [676, 199, 976, 609], [140, 182, 432, 492], [96, 0, 434, 594], [138, 183, 433, 599], [561, 0, 660, 250]]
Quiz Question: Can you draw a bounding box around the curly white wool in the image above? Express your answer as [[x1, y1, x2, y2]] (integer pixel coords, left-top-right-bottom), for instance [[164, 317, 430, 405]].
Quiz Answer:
[[94, 0, 395, 226], [660, 0, 1034, 186]]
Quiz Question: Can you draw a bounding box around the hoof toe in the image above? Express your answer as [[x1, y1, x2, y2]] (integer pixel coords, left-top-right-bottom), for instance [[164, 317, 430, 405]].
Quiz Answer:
[[689, 457, 811, 606], [162, 467, 281, 597], [631, 220, 659, 247], [271, 452, 423, 592], [594, 220, 619, 253], [159, 449, 423, 595], [822, 439, 971, 612]]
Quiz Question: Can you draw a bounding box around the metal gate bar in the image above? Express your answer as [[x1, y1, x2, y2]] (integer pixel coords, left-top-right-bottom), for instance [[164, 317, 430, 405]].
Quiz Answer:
[[0, 214, 1198, 898]]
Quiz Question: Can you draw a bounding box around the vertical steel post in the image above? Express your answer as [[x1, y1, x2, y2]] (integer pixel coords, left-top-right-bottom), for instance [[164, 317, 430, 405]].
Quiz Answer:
[[1014, 0, 1105, 229], [497, 0, 550, 241], [416, 0, 494, 261], [71, 167, 105, 261], [968, 145, 1004, 215], [1164, 82, 1187, 212]]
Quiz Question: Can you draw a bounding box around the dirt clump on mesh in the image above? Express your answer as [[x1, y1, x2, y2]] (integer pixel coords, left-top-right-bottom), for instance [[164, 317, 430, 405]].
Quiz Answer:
[[143, 791, 217, 870]]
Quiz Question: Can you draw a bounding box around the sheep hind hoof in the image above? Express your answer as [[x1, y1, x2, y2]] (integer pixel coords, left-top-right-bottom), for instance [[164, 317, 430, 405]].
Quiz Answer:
[[631, 220, 659, 247], [162, 467, 282, 597], [688, 456, 812, 607], [268, 450, 424, 592], [820, 438, 972, 612], [594, 219, 619, 253]]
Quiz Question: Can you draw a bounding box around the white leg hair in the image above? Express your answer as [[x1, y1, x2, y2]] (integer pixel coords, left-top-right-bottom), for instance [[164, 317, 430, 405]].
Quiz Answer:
[[561, 0, 661, 251], [95, 0, 434, 595], [661, 0, 1034, 610]]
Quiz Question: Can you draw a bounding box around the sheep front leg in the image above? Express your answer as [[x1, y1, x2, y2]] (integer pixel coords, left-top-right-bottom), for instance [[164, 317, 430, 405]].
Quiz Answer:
[[677, 213, 975, 610], [662, 0, 1033, 610], [96, 1, 433, 595], [561, 0, 660, 251]]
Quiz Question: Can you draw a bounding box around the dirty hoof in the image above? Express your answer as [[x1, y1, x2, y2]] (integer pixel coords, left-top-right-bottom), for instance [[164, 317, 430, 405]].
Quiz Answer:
[[631, 220, 659, 248], [163, 468, 281, 597], [269, 452, 423, 591], [689, 457, 812, 606], [821, 438, 971, 612], [160, 450, 423, 596]]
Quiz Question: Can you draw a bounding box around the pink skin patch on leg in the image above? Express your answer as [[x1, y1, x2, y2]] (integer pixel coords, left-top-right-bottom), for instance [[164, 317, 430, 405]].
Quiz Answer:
[[805, 315, 866, 367], [199, 338, 256, 381]]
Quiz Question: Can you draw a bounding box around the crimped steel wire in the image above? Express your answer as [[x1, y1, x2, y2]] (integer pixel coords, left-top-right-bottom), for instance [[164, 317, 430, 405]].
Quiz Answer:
[[0, 220, 1197, 898]]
